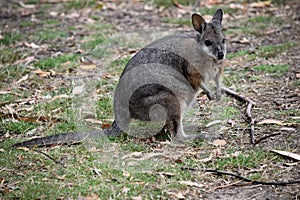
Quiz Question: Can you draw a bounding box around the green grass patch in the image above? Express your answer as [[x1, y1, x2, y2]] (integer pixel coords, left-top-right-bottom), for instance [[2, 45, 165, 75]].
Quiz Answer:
[[208, 150, 278, 170], [0, 121, 38, 135], [32, 28, 68, 42], [0, 63, 29, 87], [34, 53, 79, 70], [20, 21, 33, 28], [150, 0, 196, 7], [248, 15, 284, 25], [63, 0, 97, 9], [226, 50, 256, 60], [227, 42, 298, 60], [96, 97, 113, 120], [0, 48, 22, 65], [108, 56, 131, 74], [44, 19, 60, 25], [82, 33, 110, 56], [211, 105, 240, 120], [163, 18, 191, 26], [0, 33, 20, 46], [257, 42, 297, 58], [253, 64, 290, 77]]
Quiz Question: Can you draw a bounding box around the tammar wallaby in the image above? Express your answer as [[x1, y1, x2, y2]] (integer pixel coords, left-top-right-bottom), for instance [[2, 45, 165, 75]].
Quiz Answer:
[[13, 9, 226, 148]]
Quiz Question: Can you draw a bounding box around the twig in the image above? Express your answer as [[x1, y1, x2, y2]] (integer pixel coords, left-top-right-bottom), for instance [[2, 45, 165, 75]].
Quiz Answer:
[[222, 87, 256, 144], [209, 181, 242, 192], [204, 169, 300, 186], [180, 168, 300, 186], [32, 149, 66, 168], [254, 132, 281, 145]]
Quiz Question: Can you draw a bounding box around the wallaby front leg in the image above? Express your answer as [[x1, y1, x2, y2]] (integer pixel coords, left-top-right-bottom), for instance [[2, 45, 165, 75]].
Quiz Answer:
[[200, 81, 213, 100], [214, 72, 223, 101]]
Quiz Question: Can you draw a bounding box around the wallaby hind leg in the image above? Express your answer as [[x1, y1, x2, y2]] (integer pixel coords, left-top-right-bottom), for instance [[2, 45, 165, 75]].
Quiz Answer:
[[168, 116, 199, 142]]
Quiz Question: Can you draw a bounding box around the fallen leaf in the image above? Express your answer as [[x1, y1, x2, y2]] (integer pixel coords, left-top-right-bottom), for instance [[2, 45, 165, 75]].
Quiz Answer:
[[279, 127, 296, 132], [205, 120, 223, 127], [227, 119, 235, 127], [72, 85, 85, 95], [14, 56, 35, 65], [33, 69, 51, 77], [257, 119, 283, 126], [0, 91, 12, 94], [178, 180, 204, 188], [78, 193, 99, 200], [131, 196, 143, 200], [49, 11, 58, 17], [122, 187, 130, 194], [123, 171, 130, 177], [159, 172, 175, 178], [250, 1, 271, 8], [168, 191, 185, 199], [212, 139, 227, 147], [24, 42, 40, 49], [16, 74, 28, 84], [270, 149, 300, 161], [284, 162, 299, 167], [199, 154, 213, 163], [79, 64, 97, 70], [84, 118, 102, 124], [51, 94, 69, 101], [101, 123, 111, 129], [122, 152, 143, 159], [19, 1, 35, 9]]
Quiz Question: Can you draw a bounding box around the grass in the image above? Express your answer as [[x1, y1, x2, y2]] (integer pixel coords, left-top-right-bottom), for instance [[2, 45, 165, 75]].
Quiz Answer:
[[257, 42, 298, 58], [227, 42, 298, 60], [0, 33, 20, 46], [34, 53, 79, 70], [150, 0, 197, 7], [31, 28, 68, 42], [253, 64, 290, 74], [20, 21, 33, 28], [163, 18, 191, 26], [1, 1, 299, 199], [108, 56, 131, 74]]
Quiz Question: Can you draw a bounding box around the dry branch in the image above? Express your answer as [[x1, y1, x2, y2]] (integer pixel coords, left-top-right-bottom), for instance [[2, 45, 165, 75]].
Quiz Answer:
[[182, 167, 300, 186], [204, 169, 300, 186], [222, 87, 256, 144]]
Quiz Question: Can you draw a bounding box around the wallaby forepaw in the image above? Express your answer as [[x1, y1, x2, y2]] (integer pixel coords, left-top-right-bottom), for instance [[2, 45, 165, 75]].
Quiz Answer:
[[207, 92, 214, 100], [215, 92, 222, 101]]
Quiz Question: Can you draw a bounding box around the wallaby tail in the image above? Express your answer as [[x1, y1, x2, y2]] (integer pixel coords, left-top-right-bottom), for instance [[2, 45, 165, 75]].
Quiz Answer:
[[12, 121, 122, 148]]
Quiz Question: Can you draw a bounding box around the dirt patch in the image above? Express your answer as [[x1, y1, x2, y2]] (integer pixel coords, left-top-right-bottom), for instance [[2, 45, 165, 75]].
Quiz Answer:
[[1, 0, 299, 199]]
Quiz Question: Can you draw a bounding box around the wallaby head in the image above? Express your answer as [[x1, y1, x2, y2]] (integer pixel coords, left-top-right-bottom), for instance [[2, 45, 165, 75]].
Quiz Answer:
[[192, 9, 226, 61]]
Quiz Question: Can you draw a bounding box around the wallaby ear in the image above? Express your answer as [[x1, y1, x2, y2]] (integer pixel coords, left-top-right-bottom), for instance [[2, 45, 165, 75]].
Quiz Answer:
[[192, 13, 206, 33], [212, 9, 223, 26]]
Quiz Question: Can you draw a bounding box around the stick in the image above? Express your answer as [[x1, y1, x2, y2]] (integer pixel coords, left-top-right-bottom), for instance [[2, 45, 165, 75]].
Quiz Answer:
[[32, 149, 66, 168], [181, 167, 300, 186], [222, 87, 256, 144], [209, 181, 242, 192], [254, 132, 281, 145], [204, 169, 300, 186]]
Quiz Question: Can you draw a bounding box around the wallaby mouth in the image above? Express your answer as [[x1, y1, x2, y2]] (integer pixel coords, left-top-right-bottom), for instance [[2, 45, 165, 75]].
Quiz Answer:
[[217, 52, 224, 60]]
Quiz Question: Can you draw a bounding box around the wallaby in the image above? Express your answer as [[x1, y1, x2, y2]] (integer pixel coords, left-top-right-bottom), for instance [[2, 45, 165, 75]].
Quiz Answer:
[[13, 9, 226, 148]]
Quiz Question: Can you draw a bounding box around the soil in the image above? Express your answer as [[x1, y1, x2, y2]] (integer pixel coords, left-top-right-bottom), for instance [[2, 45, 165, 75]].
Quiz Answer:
[[0, 0, 299, 199]]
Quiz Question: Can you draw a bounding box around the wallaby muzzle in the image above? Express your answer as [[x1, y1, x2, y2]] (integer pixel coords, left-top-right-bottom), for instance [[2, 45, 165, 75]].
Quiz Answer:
[[217, 51, 224, 60]]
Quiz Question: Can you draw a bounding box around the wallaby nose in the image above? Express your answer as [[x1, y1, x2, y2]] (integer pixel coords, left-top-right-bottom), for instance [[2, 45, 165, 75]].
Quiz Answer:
[[217, 52, 224, 60]]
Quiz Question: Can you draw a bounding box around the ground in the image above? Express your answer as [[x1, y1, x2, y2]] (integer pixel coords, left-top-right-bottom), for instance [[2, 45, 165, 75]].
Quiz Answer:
[[0, 0, 299, 199]]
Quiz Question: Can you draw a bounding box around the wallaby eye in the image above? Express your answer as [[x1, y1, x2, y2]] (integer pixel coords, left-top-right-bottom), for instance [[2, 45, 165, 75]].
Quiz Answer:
[[204, 40, 213, 46]]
